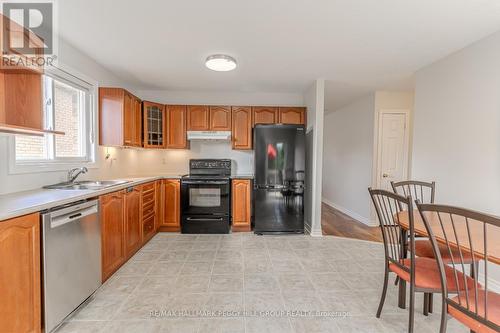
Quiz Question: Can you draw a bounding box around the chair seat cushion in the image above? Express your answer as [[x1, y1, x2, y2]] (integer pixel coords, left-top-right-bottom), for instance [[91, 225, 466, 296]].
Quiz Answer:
[[415, 239, 474, 263], [389, 257, 479, 291], [448, 290, 500, 333]]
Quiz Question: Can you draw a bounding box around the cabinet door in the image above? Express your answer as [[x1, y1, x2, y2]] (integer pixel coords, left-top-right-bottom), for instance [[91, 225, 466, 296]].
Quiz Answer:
[[124, 187, 141, 257], [209, 106, 231, 131], [232, 179, 251, 231], [0, 213, 41, 333], [134, 97, 142, 146], [232, 106, 252, 150], [162, 179, 181, 230], [143, 101, 166, 148], [166, 105, 188, 149], [100, 191, 125, 282], [279, 107, 306, 125], [252, 107, 278, 126], [1, 73, 43, 132], [187, 105, 209, 130], [123, 92, 134, 146]]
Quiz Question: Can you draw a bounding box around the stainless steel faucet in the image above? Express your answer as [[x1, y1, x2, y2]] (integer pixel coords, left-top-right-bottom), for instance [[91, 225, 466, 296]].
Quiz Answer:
[[67, 167, 88, 183]]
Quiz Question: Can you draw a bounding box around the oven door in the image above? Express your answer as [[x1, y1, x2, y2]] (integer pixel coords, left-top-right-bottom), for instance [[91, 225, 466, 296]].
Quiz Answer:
[[181, 179, 230, 216]]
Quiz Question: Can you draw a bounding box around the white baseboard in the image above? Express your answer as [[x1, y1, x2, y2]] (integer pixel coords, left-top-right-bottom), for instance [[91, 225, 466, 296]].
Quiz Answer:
[[322, 198, 378, 227], [304, 221, 322, 237]]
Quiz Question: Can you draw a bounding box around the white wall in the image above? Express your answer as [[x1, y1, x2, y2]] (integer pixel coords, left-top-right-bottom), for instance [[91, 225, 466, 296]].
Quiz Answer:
[[124, 141, 253, 176], [412, 30, 500, 215], [304, 79, 325, 236], [138, 90, 304, 107], [322, 94, 375, 224], [412, 29, 500, 290]]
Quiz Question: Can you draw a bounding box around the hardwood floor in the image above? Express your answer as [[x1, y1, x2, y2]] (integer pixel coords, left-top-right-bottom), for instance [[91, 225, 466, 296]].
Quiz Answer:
[[321, 202, 382, 242]]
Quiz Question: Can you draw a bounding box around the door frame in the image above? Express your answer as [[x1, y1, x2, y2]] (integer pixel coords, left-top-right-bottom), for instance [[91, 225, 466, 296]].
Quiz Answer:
[[372, 109, 411, 189]]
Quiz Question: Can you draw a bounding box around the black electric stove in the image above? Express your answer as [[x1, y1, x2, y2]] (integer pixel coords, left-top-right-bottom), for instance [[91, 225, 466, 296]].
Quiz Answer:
[[180, 159, 232, 234]]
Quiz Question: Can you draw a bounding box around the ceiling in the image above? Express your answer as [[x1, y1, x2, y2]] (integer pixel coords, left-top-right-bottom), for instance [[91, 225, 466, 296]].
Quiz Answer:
[[58, 0, 500, 109]]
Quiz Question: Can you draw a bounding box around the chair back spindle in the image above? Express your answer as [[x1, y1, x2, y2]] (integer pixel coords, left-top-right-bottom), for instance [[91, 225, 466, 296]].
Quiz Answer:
[[392, 180, 435, 204]]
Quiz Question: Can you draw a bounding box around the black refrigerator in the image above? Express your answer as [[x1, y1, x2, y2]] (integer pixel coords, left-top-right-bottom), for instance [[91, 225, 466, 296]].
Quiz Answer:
[[253, 124, 305, 234]]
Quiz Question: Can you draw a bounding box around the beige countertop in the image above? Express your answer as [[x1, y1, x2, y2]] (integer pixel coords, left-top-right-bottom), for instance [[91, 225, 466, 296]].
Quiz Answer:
[[0, 173, 253, 221], [0, 176, 170, 221]]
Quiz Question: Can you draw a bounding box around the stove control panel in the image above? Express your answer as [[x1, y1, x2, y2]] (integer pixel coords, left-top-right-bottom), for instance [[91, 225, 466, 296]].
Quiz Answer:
[[189, 159, 232, 176]]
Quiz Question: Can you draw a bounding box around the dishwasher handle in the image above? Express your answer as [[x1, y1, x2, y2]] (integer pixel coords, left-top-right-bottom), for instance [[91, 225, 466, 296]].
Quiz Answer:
[[50, 204, 99, 229]]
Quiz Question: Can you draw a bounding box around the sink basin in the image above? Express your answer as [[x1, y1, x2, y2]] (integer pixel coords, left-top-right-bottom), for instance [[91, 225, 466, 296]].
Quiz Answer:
[[43, 180, 130, 190]]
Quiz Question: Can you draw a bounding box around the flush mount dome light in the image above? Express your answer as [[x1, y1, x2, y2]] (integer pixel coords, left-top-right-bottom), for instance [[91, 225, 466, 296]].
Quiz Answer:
[[205, 54, 237, 72]]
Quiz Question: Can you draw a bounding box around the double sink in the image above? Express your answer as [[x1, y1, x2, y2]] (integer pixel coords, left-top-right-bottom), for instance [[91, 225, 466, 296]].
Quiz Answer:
[[43, 180, 130, 190]]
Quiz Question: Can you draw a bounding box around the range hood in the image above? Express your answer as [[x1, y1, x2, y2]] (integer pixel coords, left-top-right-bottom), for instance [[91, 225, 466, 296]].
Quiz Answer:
[[187, 131, 231, 141]]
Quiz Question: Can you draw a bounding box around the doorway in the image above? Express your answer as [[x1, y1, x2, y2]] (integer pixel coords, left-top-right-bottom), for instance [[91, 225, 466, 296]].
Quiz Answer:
[[374, 109, 411, 190]]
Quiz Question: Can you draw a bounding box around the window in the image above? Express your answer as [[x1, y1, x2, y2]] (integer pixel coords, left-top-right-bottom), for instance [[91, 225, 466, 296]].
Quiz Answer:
[[13, 67, 96, 169]]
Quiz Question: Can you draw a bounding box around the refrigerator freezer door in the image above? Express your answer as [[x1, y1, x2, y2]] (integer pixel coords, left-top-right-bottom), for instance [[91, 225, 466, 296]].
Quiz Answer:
[[253, 188, 304, 234], [254, 125, 305, 187]]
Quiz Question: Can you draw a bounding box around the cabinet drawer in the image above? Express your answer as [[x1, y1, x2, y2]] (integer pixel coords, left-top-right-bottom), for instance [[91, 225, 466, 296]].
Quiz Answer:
[[142, 190, 155, 205], [143, 215, 155, 237], [142, 182, 155, 192]]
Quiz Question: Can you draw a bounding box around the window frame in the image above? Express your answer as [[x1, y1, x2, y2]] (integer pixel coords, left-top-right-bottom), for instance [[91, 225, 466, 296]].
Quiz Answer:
[[9, 64, 98, 174]]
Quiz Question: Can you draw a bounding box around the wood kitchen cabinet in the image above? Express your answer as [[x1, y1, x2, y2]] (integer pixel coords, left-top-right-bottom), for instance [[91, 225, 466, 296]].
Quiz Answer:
[[141, 182, 157, 243], [0, 213, 41, 333], [99, 88, 142, 147], [124, 186, 142, 258], [279, 107, 306, 125], [209, 106, 231, 131], [232, 179, 252, 232], [100, 191, 126, 282], [232, 106, 252, 150], [166, 105, 188, 149], [187, 105, 209, 130], [0, 73, 45, 136], [159, 179, 181, 232], [143, 101, 166, 148], [252, 106, 278, 126]]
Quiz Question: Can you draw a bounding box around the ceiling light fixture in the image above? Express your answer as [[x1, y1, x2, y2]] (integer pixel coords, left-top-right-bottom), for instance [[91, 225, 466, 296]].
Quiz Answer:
[[205, 54, 237, 72]]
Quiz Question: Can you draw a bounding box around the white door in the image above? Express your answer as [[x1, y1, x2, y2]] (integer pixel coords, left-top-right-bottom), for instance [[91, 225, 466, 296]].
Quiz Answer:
[[376, 111, 410, 191]]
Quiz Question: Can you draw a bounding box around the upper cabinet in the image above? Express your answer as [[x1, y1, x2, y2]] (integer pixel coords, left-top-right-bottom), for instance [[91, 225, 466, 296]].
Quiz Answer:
[[143, 101, 166, 148], [187, 105, 231, 131], [209, 106, 231, 131], [279, 107, 306, 125], [232, 106, 252, 150], [99, 88, 142, 147], [187, 105, 209, 130], [166, 105, 188, 149], [0, 73, 43, 134], [0, 15, 49, 136], [252, 107, 278, 125]]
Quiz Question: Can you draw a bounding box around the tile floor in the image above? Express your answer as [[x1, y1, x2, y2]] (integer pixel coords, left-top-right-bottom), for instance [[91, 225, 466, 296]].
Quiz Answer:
[[57, 233, 469, 333]]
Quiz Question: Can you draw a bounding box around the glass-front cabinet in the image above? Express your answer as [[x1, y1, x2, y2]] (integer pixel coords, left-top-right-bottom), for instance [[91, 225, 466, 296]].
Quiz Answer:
[[143, 101, 166, 148]]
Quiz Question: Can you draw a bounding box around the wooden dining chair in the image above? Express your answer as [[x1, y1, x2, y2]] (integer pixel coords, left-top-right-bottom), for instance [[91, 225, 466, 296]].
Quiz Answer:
[[391, 180, 476, 315], [416, 202, 500, 333], [368, 188, 479, 333]]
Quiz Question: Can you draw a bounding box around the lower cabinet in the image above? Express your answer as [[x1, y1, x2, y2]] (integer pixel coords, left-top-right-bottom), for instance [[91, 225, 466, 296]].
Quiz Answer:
[[0, 213, 41, 333], [141, 182, 157, 243], [232, 179, 252, 231], [159, 179, 181, 231], [124, 186, 142, 258], [100, 190, 125, 282]]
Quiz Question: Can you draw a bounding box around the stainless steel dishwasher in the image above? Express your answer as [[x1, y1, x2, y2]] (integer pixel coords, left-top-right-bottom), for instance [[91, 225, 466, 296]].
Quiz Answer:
[[41, 199, 101, 333]]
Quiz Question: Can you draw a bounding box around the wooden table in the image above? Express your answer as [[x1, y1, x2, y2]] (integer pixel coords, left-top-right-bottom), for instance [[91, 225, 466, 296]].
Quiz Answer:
[[397, 210, 500, 265], [396, 210, 500, 310]]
